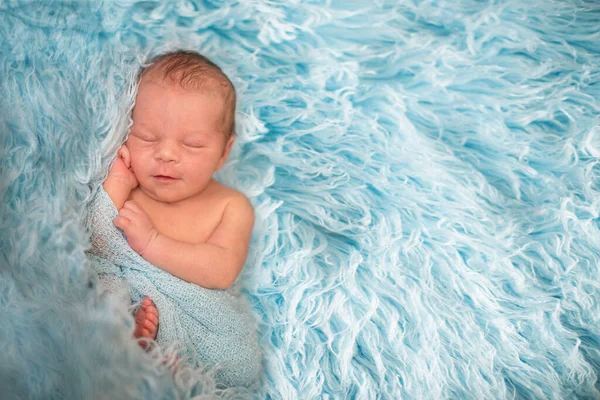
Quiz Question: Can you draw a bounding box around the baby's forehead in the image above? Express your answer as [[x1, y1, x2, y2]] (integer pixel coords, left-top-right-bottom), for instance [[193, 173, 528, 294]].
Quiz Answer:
[[138, 77, 229, 105]]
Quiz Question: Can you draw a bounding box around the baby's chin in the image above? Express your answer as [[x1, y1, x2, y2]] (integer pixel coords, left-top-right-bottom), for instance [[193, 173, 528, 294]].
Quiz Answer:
[[139, 185, 189, 204]]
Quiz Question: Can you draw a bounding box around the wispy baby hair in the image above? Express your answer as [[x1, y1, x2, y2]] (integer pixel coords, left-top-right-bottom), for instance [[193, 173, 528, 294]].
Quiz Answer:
[[139, 50, 236, 138]]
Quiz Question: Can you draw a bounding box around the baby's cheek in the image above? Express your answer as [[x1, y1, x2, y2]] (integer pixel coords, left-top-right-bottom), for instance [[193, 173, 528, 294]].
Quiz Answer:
[[129, 151, 143, 171]]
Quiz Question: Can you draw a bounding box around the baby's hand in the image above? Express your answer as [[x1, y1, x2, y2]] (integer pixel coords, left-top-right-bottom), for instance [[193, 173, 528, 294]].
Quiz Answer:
[[114, 200, 159, 256], [109, 145, 138, 190]]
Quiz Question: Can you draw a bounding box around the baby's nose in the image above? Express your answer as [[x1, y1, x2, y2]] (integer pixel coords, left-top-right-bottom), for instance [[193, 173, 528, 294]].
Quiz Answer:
[[155, 141, 179, 163]]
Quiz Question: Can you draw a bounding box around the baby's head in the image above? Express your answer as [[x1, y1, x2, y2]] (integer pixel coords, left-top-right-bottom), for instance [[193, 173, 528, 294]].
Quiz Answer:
[[126, 50, 237, 203], [137, 50, 236, 139]]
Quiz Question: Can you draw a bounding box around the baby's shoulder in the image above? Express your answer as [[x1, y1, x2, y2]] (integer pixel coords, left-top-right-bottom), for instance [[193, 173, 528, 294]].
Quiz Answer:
[[207, 180, 254, 212]]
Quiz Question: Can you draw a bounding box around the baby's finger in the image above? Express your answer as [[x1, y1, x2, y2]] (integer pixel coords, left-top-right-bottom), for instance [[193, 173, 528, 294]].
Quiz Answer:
[[123, 200, 142, 213], [118, 208, 137, 221], [113, 215, 130, 229]]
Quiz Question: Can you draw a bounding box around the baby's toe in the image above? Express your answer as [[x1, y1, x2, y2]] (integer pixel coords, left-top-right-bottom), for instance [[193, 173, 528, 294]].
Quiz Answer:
[[144, 319, 155, 331], [147, 312, 159, 326], [135, 309, 146, 324], [145, 308, 158, 321]]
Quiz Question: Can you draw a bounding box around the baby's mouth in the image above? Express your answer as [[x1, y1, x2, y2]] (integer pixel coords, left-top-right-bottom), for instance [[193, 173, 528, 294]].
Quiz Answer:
[[153, 175, 176, 181]]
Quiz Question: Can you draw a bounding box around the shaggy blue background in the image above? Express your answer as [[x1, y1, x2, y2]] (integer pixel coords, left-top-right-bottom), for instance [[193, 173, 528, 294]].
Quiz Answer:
[[1, 0, 599, 398]]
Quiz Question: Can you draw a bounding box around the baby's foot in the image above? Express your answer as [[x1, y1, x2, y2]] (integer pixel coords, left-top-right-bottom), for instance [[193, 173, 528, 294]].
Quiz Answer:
[[134, 296, 159, 347]]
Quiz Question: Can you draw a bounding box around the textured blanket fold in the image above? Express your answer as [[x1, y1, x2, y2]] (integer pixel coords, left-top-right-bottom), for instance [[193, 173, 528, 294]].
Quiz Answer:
[[86, 186, 262, 388]]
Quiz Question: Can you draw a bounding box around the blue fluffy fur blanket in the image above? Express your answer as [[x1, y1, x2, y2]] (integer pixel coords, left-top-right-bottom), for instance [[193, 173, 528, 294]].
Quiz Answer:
[[1, 0, 599, 399]]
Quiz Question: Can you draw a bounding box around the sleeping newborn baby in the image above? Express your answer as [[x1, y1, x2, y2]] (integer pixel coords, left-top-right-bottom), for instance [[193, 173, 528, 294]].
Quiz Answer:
[[87, 50, 261, 388]]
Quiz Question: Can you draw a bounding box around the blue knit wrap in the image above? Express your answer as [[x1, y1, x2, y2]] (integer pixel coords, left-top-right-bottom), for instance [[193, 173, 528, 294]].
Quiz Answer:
[[86, 186, 262, 388]]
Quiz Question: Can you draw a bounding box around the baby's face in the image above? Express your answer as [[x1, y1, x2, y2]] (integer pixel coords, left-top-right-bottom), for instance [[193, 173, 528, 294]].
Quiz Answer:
[[126, 78, 234, 204]]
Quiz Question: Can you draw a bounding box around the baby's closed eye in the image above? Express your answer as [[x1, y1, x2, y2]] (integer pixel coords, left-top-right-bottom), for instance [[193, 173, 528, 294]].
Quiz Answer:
[[183, 141, 205, 149], [131, 132, 157, 143]]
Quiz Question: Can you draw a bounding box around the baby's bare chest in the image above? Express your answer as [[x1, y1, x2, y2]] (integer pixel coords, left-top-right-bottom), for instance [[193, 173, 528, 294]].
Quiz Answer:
[[150, 208, 223, 244], [134, 197, 226, 244]]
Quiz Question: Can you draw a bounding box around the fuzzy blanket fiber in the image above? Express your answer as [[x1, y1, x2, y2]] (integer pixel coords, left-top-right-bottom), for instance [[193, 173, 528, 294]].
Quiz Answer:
[[1, 0, 600, 399]]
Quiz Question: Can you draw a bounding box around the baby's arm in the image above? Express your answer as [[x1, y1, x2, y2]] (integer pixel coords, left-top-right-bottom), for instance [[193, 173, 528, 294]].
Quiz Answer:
[[104, 145, 138, 210], [115, 193, 254, 290]]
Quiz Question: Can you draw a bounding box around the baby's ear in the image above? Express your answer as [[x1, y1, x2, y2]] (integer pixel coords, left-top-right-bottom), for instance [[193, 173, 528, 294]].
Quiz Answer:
[[216, 135, 235, 171]]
